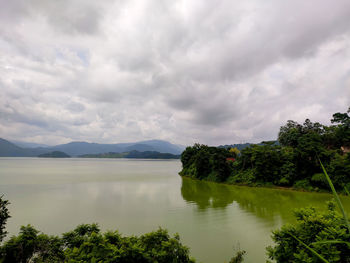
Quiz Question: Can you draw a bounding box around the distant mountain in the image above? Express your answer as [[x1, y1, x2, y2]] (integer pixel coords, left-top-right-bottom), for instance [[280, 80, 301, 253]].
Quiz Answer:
[[0, 138, 185, 157], [124, 143, 155, 152], [38, 151, 70, 158], [46, 142, 122, 156], [11, 140, 49, 148], [140, 140, 185, 154], [46, 140, 184, 156], [0, 138, 47, 157], [80, 150, 180, 159], [0, 138, 28, 157]]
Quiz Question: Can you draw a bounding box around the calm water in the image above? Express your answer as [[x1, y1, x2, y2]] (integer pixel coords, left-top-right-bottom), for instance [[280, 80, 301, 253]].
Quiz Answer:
[[1, 158, 350, 263]]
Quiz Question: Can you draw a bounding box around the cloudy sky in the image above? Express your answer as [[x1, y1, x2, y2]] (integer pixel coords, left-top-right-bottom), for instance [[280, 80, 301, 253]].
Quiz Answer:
[[0, 0, 350, 146]]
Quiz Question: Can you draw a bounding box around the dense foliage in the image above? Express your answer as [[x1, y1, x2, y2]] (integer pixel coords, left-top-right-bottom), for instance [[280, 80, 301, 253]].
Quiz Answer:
[[267, 202, 350, 262], [0, 223, 195, 263], [180, 144, 233, 182], [180, 107, 350, 191], [0, 196, 10, 243]]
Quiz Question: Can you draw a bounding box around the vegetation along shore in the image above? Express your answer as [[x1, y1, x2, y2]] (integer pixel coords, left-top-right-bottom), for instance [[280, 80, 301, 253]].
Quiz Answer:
[[180, 107, 350, 193]]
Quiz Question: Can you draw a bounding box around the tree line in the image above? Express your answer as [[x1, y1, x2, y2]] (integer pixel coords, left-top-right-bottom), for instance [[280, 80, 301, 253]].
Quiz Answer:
[[0, 195, 248, 263], [180, 107, 350, 192], [0, 199, 195, 263]]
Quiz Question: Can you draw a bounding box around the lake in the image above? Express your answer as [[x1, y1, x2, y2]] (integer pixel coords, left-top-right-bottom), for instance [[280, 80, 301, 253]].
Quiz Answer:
[[1, 158, 349, 263]]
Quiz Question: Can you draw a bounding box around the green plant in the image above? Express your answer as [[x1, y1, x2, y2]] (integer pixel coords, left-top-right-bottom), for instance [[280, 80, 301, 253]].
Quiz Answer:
[[0, 195, 10, 243], [267, 158, 350, 262]]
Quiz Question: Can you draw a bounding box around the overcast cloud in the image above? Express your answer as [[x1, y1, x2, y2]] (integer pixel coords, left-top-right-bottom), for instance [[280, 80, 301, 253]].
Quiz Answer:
[[0, 0, 350, 146]]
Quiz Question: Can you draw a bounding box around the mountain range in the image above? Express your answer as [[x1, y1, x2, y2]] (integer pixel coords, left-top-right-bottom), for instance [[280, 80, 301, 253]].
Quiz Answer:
[[0, 138, 185, 157]]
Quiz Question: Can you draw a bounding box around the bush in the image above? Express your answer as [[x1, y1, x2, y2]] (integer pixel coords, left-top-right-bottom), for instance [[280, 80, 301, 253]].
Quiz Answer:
[[267, 202, 350, 262], [0, 224, 195, 263], [293, 179, 313, 191]]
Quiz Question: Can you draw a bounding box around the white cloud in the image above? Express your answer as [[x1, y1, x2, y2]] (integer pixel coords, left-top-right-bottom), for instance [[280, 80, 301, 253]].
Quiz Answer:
[[0, 0, 349, 146]]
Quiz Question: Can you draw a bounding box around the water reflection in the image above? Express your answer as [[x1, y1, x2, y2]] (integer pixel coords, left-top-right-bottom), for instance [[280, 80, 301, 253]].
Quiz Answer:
[[181, 177, 350, 225], [181, 177, 235, 210]]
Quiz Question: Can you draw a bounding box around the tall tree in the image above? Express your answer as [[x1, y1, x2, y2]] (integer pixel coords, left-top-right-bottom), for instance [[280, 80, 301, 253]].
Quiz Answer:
[[0, 196, 10, 242]]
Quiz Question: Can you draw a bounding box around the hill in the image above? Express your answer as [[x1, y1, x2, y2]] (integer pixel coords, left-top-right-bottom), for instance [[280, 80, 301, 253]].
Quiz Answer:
[[10, 140, 49, 148], [38, 151, 70, 158], [46, 140, 184, 156], [0, 138, 184, 157], [80, 150, 179, 159], [0, 138, 47, 157]]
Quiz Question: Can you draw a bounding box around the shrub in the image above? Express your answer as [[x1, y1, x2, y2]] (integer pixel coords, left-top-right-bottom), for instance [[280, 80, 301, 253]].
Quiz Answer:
[[267, 202, 350, 262]]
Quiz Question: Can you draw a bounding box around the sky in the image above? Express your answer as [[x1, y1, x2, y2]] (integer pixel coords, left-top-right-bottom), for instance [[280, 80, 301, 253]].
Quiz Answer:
[[0, 0, 350, 146]]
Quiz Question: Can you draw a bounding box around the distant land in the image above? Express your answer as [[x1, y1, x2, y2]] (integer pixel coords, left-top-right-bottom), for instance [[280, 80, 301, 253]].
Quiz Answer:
[[218, 143, 252, 151], [38, 151, 71, 158], [218, 141, 278, 151], [0, 138, 185, 157], [80, 150, 180, 159]]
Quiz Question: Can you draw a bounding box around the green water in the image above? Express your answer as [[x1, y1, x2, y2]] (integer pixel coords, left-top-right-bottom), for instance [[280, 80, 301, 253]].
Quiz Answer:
[[0, 158, 349, 263]]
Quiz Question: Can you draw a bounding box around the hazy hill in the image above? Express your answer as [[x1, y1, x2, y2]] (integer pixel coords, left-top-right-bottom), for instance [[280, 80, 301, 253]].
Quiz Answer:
[[124, 144, 155, 152], [0, 138, 185, 156], [38, 151, 70, 158], [10, 140, 49, 148], [80, 150, 180, 159], [46, 140, 184, 156], [0, 138, 47, 157], [0, 138, 28, 157], [140, 140, 185, 154]]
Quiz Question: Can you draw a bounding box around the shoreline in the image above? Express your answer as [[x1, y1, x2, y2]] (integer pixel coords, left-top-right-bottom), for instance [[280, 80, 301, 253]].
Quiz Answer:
[[179, 174, 346, 195]]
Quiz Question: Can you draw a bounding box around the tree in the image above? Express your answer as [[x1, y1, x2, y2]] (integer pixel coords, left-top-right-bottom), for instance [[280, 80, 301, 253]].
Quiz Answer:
[[229, 147, 240, 158], [331, 107, 350, 147], [0, 196, 10, 243], [0, 224, 64, 263], [0, 224, 195, 263], [278, 120, 303, 147]]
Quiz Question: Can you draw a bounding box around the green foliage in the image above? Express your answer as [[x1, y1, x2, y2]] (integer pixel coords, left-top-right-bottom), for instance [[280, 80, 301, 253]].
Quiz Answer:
[[293, 179, 313, 191], [267, 203, 350, 262], [331, 107, 350, 148], [180, 107, 350, 192], [0, 224, 195, 263], [229, 249, 246, 263], [0, 225, 64, 263], [268, 160, 350, 263], [0, 196, 10, 243], [229, 147, 240, 158], [180, 144, 232, 182]]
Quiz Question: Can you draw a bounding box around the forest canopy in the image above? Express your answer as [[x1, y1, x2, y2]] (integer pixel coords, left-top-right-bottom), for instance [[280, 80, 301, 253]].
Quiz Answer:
[[180, 107, 350, 191]]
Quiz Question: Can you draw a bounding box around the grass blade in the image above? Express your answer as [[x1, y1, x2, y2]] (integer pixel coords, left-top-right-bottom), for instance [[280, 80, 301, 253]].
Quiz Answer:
[[319, 158, 350, 233], [289, 233, 329, 263]]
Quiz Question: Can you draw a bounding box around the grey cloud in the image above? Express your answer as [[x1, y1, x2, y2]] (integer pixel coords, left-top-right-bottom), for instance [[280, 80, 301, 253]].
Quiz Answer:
[[66, 101, 85, 113], [0, 0, 110, 35], [1, 0, 350, 145]]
